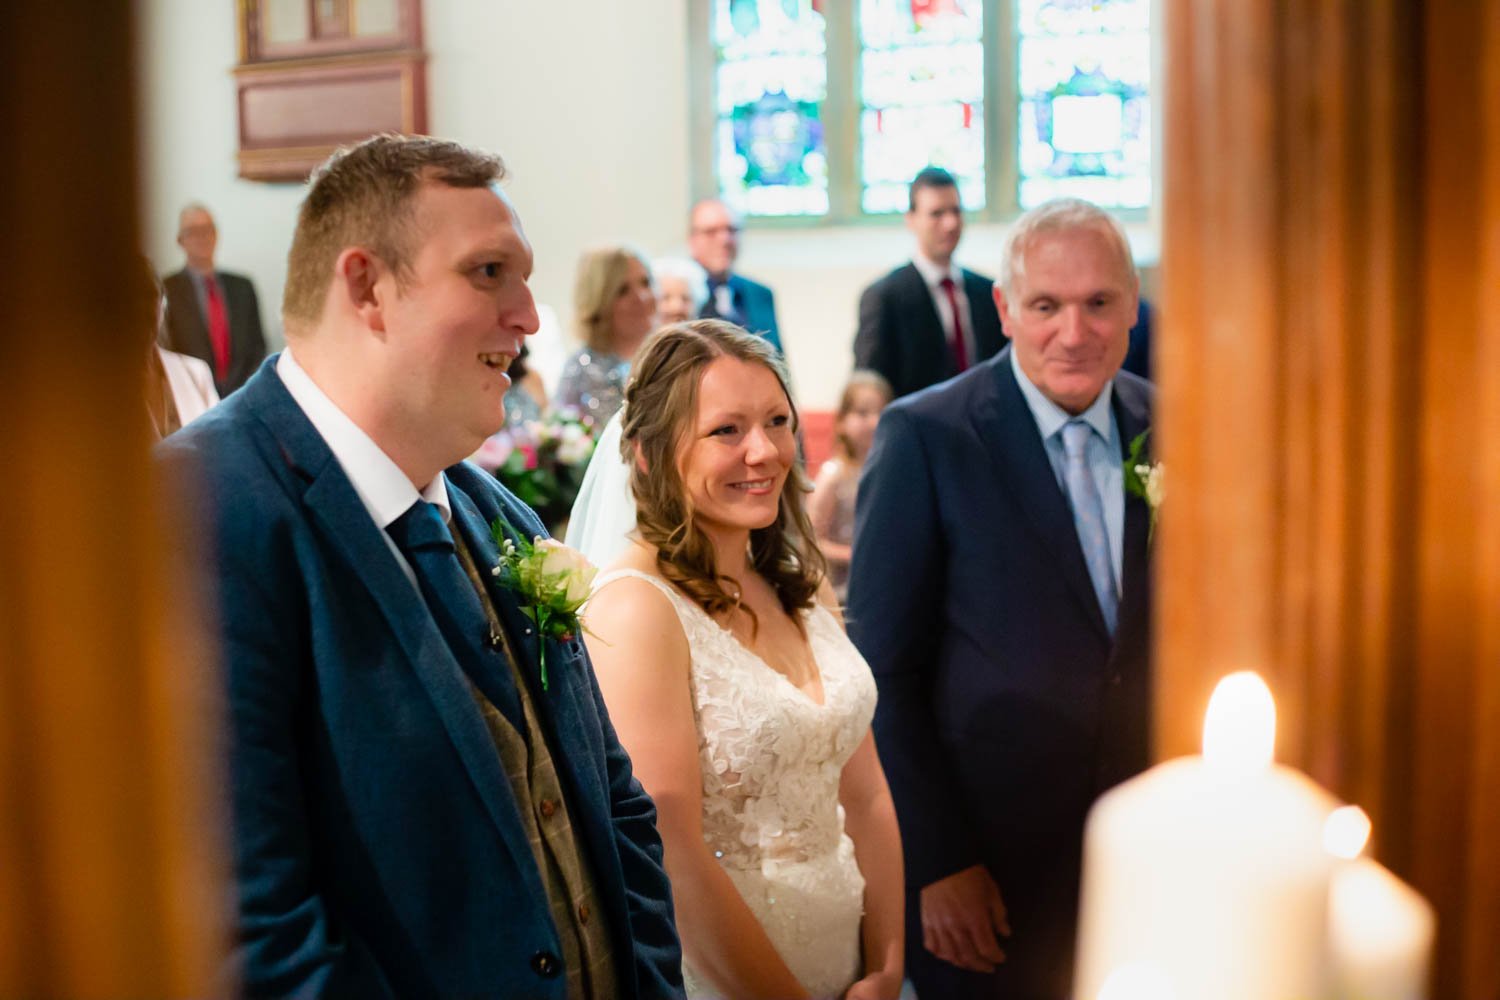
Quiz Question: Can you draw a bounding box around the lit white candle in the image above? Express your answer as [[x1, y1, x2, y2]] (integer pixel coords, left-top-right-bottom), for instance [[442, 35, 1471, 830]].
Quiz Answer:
[[1324, 806, 1435, 1000], [1074, 672, 1339, 1000]]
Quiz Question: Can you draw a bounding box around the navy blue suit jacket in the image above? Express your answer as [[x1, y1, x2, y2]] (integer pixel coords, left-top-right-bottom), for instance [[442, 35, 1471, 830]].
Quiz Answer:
[[700, 272, 782, 354], [853, 263, 1007, 399], [158, 358, 683, 999], [846, 348, 1153, 996]]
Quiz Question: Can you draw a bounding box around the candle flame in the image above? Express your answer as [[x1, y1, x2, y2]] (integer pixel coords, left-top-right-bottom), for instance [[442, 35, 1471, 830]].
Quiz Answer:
[[1201, 671, 1276, 771], [1097, 962, 1177, 1000], [1324, 805, 1373, 859]]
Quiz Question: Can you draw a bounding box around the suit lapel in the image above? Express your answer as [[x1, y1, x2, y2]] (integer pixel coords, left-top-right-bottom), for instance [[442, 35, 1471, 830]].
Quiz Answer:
[[1112, 380, 1153, 638], [977, 350, 1112, 639], [961, 269, 1004, 358], [166, 271, 212, 361], [244, 364, 537, 871], [899, 263, 946, 351], [448, 489, 608, 805]]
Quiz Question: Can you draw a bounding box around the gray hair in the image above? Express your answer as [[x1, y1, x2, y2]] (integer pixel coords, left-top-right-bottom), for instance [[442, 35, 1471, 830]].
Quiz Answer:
[[177, 201, 214, 229], [651, 256, 710, 311], [998, 198, 1136, 297]]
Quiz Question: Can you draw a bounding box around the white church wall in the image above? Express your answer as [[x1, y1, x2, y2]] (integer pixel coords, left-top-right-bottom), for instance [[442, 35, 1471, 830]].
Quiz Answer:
[[139, 0, 1157, 409]]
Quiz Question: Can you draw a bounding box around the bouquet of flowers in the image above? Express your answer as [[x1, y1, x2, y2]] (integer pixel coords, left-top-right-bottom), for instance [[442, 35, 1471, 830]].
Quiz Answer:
[[471, 408, 599, 535]]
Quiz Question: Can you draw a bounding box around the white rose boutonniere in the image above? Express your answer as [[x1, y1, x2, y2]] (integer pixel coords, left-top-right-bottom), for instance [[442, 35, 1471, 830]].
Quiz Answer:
[[489, 516, 599, 691], [1123, 429, 1164, 540]]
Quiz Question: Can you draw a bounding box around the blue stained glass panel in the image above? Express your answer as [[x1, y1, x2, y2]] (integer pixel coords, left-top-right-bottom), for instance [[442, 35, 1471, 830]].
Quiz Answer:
[[858, 0, 985, 214], [714, 0, 829, 217], [1016, 0, 1151, 208]]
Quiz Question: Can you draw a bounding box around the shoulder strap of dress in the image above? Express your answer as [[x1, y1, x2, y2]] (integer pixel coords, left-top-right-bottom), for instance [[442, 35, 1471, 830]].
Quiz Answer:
[[592, 567, 680, 604]]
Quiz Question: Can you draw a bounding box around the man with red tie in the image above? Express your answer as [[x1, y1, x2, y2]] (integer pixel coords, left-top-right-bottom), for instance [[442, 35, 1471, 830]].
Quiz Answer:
[[853, 167, 1006, 399], [162, 203, 268, 396]]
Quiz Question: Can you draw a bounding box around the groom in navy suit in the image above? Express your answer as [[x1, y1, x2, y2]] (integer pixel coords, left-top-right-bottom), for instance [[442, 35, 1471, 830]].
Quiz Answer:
[[158, 136, 682, 998], [848, 198, 1154, 999]]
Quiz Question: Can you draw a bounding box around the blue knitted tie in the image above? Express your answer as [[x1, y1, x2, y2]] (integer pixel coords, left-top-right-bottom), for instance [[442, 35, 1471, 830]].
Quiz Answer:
[[387, 499, 522, 724], [1061, 420, 1119, 634]]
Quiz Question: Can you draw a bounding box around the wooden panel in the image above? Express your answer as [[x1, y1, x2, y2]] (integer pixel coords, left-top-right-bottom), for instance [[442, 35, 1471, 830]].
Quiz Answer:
[[1159, 0, 1496, 994], [0, 2, 226, 995], [235, 52, 426, 181], [241, 0, 419, 61]]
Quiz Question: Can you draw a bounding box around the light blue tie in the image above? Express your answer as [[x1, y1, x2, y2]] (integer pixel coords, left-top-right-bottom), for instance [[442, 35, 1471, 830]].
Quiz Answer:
[[1061, 420, 1119, 634]]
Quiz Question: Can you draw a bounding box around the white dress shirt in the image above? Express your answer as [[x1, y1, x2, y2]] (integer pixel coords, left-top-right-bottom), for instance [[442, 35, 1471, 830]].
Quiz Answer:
[[277, 348, 450, 590], [912, 253, 978, 365], [1009, 351, 1125, 591]]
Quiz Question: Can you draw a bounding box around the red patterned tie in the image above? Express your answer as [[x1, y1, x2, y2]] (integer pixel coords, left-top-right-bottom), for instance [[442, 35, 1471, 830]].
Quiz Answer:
[[940, 276, 970, 372], [204, 274, 231, 383]]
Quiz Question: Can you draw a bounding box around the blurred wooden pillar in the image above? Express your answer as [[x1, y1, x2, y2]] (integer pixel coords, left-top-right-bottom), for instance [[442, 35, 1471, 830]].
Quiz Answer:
[[1158, 0, 1499, 994], [0, 5, 227, 997]]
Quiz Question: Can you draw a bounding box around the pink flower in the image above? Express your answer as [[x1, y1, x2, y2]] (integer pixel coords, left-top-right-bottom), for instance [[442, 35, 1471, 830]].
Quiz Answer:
[[518, 443, 539, 471], [471, 433, 514, 472]]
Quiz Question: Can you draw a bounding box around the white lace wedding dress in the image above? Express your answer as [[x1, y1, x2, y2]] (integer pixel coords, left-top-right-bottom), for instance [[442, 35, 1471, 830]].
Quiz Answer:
[[593, 569, 878, 999]]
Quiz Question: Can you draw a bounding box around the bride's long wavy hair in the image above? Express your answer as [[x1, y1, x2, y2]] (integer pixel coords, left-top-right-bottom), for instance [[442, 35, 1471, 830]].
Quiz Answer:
[[620, 319, 825, 630]]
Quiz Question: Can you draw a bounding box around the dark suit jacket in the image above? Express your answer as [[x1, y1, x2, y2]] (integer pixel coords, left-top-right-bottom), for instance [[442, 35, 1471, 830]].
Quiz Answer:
[[162, 268, 268, 396], [157, 358, 683, 999], [853, 262, 1006, 399], [699, 271, 782, 354], [846, 348, 1153, 999]]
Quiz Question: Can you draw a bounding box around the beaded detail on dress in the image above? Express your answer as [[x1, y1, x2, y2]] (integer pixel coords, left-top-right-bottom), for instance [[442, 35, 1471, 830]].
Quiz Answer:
[[591, 568, 877, 998]]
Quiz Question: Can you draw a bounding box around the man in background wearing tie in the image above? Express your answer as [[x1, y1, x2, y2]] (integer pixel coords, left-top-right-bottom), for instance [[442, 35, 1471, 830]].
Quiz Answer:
[[162, 203, 267, 396], [849, 198, 1154, 999], [853, 166, 1006, 399], [688, 197, 783, 354]]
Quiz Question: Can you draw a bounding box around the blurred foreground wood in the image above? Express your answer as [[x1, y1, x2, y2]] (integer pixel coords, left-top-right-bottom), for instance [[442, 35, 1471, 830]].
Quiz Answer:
[[0, 4, 228, 996], [1158, 0, 1500, 995]]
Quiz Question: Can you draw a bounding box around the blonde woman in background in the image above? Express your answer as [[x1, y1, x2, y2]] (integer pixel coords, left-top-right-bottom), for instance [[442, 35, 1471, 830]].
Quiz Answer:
[[554, 245, 656, 424]]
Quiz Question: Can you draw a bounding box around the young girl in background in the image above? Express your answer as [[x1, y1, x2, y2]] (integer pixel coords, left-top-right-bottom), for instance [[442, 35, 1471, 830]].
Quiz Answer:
[[809, 370, 893, 602]]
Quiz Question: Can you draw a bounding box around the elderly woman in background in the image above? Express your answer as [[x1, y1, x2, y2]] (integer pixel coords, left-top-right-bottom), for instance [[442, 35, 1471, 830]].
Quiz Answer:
[[554, 244, 657, 424], [652, 256, 709, 325]]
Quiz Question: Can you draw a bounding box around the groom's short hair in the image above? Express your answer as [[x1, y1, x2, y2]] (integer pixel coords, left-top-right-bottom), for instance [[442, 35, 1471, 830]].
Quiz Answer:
[[282, 133, 506, 335]]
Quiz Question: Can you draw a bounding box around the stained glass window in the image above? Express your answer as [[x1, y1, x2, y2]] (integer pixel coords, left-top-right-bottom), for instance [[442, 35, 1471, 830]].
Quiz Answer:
[[1017, 0, 1151, 208], [858, 0, 985, 214], [713, 0, 829, 217], [706, 0, 1154, 218]]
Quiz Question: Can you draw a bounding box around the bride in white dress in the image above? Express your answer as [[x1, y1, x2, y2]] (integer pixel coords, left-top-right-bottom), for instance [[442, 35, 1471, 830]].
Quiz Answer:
[[578, 320, 904, 999]]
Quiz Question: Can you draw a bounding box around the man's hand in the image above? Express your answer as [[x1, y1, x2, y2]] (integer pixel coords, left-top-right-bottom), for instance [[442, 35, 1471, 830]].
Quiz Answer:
[[919, 864, 1011, 973]]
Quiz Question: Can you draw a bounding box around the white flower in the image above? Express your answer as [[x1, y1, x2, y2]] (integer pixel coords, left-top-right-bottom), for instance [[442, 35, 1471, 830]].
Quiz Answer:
[[533, 538, 598, 606], [1137, 463, 1165, 509], [556, 433, 595, 466]]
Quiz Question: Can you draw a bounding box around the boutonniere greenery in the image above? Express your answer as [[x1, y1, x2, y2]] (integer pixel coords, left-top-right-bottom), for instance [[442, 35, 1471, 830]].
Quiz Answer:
[[489, 516, 598, 691], [1123, 429, 1164, 540]]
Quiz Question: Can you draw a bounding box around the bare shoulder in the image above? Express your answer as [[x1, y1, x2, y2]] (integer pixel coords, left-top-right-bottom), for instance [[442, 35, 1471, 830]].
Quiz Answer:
[[587, 541, 688, 661], [814, 576, 847, 628]]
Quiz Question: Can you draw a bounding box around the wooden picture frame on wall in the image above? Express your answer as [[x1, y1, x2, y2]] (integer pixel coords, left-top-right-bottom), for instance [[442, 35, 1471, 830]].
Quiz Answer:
[[234, 0, 426, 182]]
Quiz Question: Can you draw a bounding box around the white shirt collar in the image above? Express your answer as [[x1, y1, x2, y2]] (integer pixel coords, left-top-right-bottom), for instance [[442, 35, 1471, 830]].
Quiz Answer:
[[276, 348, 451, 528], [912, 252, 961, 289], [1009, 348, 1115, 444]]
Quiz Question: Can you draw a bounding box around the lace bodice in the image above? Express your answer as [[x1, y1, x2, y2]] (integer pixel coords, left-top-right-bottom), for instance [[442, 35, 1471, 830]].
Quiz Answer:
[[592, 568, 878, 998]]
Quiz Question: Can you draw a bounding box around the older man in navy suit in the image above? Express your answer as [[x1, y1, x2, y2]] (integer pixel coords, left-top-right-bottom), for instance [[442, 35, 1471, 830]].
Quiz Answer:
[[159, 136, 682, 999], [848, 198, 1154, 1000]]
